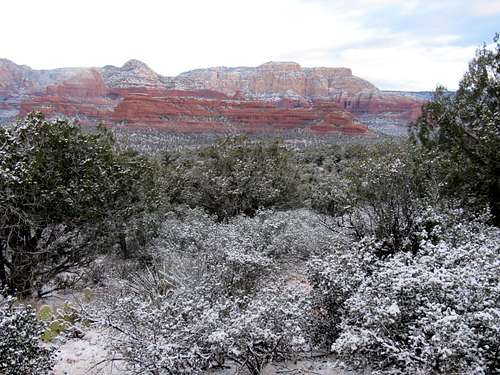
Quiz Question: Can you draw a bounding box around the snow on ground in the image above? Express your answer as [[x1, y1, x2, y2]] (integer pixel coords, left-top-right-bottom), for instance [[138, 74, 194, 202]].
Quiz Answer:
[[53, 327, 360, 375], [262, 361, 361, 375], [53, 329, 128, 375]]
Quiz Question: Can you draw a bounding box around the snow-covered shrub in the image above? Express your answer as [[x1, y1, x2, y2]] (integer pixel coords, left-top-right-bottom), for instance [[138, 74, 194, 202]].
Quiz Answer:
[[90, 209, 320, 374], [83, 259, 108, 286], [328, 220, 500, 374], [0, 296, 56, 374], [157, 207, 338, 260], [413, 205, 493, 247], [147, 209, 274, 297], [309, 142, 441, 255], [214, 285, 310, 375], [140, 208, 335, 297], [254, 209, 339, 260], [345, 148, 426, 253], [94, 281, 308, 374], [307, 236, 380, 347], [309, 172, 352, 219], [94, 289, 226, 374]]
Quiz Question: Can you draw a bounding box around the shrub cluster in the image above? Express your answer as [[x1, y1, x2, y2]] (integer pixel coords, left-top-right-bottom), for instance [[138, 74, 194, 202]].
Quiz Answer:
[[308, 209, 500, 374], [164, 137, 302, 220], [91, 209, 325, 374]]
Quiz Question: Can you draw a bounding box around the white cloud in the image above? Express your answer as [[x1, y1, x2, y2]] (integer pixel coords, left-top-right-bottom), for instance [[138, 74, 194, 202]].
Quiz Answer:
[[472, 0, 500, 16], [0, 0, 372, 74], [335, 44, 475, 90], [279, 32, 474, 90], [0, 0, 482, 90], [357, 0, 420, 12]]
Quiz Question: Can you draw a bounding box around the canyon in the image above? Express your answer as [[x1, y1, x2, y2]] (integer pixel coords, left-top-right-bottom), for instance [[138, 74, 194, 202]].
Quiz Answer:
[[0, 58, 424, 137]]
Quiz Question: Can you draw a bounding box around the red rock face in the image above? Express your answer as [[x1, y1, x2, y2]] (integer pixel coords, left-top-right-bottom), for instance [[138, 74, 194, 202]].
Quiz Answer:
[[326, 91, 423, 121], [20, 96, 113, 119], [19, 71, 114, 119], [106, 88, 371, 135], [179, 62, 378, 99], [179, 62, 424, 125], [17, 81, 371, 136], [1, 58, 423, 136], [45, 69, 107, 98]]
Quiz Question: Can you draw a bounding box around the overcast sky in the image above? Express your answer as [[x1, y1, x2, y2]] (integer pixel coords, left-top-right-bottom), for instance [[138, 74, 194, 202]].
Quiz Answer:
[[1, 0, 498, 90]]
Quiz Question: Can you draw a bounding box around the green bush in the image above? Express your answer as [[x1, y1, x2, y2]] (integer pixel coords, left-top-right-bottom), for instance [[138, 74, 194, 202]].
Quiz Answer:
[[0, 113, 161, 296], [411, 34, 500, 225], [0, 296, 55, 374], [165, 137, 302, 220]]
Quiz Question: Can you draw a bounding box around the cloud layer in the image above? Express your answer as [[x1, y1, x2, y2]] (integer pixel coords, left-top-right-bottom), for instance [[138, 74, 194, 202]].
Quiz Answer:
[[1, 0, 497, 90]]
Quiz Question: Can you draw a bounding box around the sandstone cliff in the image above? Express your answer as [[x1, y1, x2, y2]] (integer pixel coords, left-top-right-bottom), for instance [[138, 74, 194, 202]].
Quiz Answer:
[[179, 61, 377, 100], [0, 58, 423, 136], [179, 61, 422, 122]]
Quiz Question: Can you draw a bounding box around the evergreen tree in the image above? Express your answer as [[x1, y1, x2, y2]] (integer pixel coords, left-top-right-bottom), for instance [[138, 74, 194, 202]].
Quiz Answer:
[[0, 113, 157, 296], [412, 34, 500, 225]]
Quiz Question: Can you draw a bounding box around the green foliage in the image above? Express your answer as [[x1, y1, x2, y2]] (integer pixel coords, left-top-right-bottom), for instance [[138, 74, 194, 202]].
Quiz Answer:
[[411, 34, 500, 225], [0, 113, 160, 296], [0, 296, 55, 374], [0, 113, 119, 224], [38, 301, 80, 343], [165, 137, 302, 220], [308, 141, 435, 253], [37, 305, 53, 322], [96, 149, 165, 259], [41, 319, 66, 343], [345, 142, 426, 251]]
